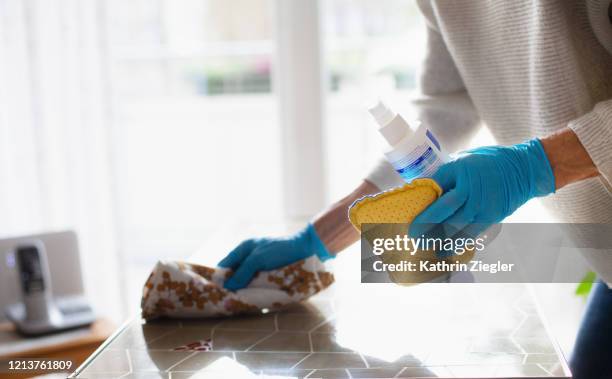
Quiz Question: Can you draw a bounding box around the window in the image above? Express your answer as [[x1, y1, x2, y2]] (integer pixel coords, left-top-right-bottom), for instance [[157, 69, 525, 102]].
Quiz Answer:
[[106, 0, 281, 309]]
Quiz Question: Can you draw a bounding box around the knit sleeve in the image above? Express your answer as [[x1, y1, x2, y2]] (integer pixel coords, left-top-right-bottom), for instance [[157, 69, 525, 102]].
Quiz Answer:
[[364, 1, 481, 191], [568, 99, 612, 187]]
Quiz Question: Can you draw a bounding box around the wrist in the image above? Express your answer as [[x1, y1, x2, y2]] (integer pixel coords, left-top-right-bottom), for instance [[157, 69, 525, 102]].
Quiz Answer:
[[539, 128, 599, 190], [305, 223, 334, 261]]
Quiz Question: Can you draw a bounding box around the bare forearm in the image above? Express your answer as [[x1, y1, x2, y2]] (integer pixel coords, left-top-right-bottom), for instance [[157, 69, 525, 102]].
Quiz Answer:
[[312, 180, 380, 255], [540, 128, 600, 190]]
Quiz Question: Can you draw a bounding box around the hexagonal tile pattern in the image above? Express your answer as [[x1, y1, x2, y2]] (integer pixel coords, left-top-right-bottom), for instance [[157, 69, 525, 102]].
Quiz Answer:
[[72, 284, 570, 378]]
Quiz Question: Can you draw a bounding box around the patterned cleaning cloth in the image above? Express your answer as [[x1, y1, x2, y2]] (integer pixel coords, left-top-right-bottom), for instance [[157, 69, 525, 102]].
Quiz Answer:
[[141, 256, 334, 320]]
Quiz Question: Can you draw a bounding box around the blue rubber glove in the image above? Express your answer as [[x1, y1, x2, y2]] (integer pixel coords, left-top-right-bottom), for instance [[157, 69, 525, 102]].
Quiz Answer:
[[409, 139, 555, 240], [219, 224, 333, 291]]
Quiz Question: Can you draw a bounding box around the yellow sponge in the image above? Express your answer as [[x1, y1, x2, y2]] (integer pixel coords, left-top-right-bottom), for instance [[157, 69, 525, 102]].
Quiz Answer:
[[349, 178, 442, 230], [348, 178, 474, 285]]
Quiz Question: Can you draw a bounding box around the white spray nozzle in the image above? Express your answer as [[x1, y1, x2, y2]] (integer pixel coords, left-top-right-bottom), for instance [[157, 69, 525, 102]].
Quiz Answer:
[[368, 100, 396, 127], [368, 100, 412, 146]]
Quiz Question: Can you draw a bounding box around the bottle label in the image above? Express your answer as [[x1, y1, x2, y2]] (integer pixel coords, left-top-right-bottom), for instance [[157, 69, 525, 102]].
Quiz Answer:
[[392, 143, 444, 183], [426, 129, 441, 151]]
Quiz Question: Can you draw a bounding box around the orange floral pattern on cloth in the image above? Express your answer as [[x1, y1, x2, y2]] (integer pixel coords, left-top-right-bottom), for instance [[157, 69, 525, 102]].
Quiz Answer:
[[141, 256, 334, 319]]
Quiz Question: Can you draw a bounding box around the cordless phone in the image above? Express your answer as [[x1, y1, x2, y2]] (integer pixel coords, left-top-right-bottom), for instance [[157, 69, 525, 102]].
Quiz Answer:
[[5, 240, 94, 335]]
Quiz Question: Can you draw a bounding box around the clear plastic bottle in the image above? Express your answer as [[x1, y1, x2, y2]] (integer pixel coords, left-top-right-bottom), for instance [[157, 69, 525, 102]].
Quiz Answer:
[[369, 101, 448, 183]]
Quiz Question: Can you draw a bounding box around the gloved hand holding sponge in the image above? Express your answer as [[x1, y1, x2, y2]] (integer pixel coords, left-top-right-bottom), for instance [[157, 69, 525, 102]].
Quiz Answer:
[[368, 101, 556, 239], [410, 139, 556, 240]]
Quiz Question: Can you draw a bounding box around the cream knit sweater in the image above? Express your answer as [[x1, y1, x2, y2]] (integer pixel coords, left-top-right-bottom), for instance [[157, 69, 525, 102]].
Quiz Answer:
[[366, 0, 612, 282]]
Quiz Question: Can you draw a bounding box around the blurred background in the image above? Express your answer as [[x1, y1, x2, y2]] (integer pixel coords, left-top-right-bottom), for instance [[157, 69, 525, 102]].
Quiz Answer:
[[0, 0, 586, 358]]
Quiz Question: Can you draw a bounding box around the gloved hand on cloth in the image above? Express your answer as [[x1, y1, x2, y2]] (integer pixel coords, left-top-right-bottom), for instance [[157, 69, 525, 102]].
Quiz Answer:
[[219, 224, 334, 291], [141, 224, 335, 320], [410, 138, 556, 240]]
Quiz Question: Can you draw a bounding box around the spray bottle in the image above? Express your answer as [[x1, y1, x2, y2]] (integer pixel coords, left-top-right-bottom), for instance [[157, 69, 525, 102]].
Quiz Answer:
[[369, 101, 448, 183]]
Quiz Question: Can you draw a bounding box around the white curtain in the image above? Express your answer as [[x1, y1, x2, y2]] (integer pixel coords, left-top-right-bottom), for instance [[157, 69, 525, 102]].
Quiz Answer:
[[0, 0, 123, 320]]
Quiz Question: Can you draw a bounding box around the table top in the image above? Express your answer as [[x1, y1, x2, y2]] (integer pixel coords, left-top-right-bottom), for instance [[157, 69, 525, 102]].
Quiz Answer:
[[70, 279, 571, 378], [0, 318, 114, 358]]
